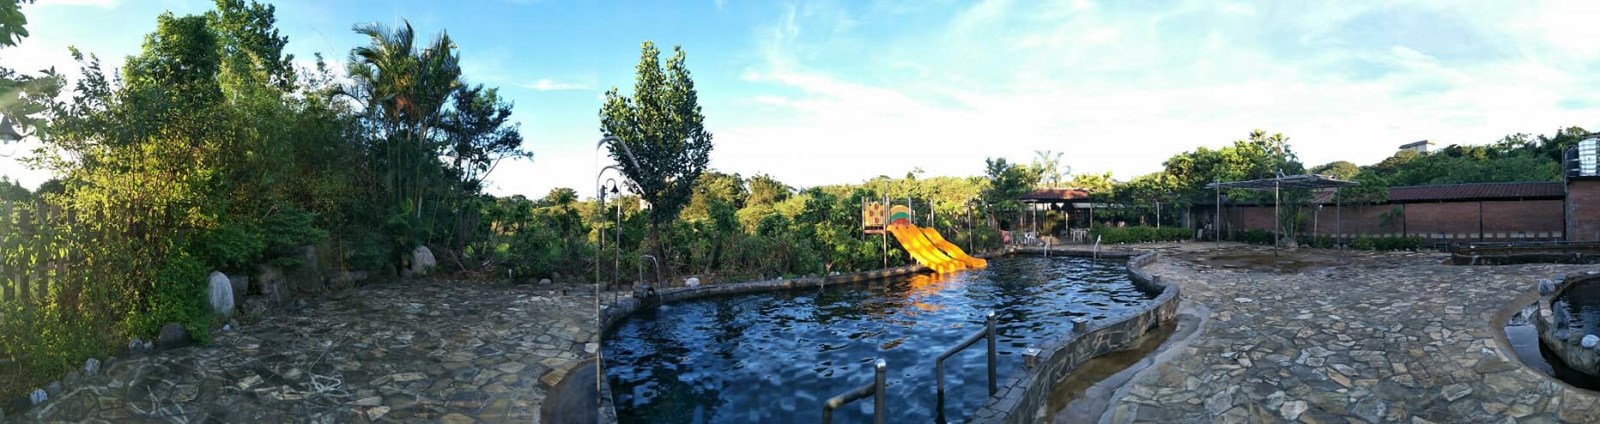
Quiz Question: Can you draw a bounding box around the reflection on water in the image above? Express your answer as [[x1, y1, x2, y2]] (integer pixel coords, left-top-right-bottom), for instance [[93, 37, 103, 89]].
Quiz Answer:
[[1555, 281, 1600, 341], [1501, 302, 1600, 390], [603, 256, 1155, 423]]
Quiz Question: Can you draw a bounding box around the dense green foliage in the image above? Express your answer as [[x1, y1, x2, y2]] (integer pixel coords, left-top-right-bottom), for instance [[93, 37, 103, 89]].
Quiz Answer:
[[1089, 226, 1192, 244], [0, 0, 529, 400]]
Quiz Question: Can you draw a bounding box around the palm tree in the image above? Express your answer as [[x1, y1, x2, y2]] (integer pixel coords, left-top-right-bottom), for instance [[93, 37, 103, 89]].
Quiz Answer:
[[342, 19, 461, 219], [1034, 150, 1069, 189]]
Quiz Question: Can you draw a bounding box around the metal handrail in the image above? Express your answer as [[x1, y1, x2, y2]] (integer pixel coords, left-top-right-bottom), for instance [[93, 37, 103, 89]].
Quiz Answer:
[[934, 311, 998, 421], [637, 255, 661, 287], [821, 359, 887, 424]]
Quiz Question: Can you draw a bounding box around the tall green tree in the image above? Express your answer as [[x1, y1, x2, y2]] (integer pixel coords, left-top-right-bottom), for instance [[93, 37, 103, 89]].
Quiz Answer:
[[982, 157, 1041, 226], [0, 0, 56, 139], [746, 173, 789, 207], [1309, 161, 1360, 180], [1071, 171, 1115, 193], [1033, 150, 1068, 189], [599, 41, 713, 261], [344, 19, 462, 222], [0, 0, 32, 48]]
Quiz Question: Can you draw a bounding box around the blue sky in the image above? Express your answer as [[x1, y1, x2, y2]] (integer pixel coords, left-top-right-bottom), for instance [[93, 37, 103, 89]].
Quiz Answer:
[[4, 0, 1600, 198]]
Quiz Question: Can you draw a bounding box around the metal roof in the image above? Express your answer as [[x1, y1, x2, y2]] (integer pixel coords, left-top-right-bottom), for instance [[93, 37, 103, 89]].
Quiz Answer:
[[1387, 181, 1563, 202], [1204, 174, 1358, 191], [1300, 181, 1563, 204], [1018, 188, 1092, 202]]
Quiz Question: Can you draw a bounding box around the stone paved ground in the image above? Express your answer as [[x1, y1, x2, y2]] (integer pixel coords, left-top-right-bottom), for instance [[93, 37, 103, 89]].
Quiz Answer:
[[19, 279, 602, 423], [1106, 243, 1600, 423]]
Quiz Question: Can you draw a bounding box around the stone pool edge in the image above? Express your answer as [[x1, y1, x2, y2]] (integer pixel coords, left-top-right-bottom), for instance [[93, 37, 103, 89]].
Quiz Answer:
[[969, 248, 1180, 424], [1522, 271, 1600, 388]]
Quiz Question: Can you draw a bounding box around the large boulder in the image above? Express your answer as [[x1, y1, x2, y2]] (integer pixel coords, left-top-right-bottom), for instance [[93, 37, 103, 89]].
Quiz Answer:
[[254, 265, 287, 306], [157, 323, 192, 350], [411, 246, 436, 277], [228, 274, 250, 306], [208, 271, 235, 316], [289, 245, 326, 293]]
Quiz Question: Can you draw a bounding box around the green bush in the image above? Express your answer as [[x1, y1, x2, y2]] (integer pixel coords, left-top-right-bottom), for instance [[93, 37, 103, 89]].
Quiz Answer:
[[258, 207, 328, 268], [1339, 235, 1424, 251], [196, 221, 265, 273], [1304, 235, 1336, 249], [1371, 235, 1426, 251], [1090, 226, 1192, 244], [1237, 229, 1274, 245], [128, 249, 214, 344]]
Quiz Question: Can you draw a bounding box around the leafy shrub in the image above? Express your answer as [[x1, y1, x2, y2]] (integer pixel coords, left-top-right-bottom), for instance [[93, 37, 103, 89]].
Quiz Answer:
[[1304, 235, 1336, 249], [126, 249, 213, 344], [1090, 226, 1192, 244], [258, 207, 328, 268], [196, 221, 266, 273], [1371, 235, 1425, 251], [1238, 229, 1274, 245]]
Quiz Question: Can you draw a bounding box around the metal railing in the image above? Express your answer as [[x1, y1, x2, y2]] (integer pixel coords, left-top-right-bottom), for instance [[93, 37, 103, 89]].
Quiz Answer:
[[634, 255, 662, 301], [821, 359, 887, 424], [933, 311, 998, 421]]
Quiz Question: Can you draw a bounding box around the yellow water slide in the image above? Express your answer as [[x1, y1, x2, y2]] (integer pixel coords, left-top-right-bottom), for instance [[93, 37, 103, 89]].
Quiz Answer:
[[920, 227, 987, 268], [889, 225, 962, 274]]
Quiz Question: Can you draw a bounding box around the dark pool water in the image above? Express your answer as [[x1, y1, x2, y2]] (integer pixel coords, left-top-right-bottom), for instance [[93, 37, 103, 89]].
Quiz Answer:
[[1501, 302, 1600, 391], [602, 256, 1155, 423], [1554, 281, 1600, 339]]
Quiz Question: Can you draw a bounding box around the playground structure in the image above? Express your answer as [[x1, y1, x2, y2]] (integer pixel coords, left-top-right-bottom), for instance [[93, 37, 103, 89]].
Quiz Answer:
[[865, 202, 987, 273]]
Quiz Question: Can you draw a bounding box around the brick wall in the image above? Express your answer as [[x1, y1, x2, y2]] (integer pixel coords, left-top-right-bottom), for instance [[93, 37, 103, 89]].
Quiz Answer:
[[1483, 200, 1563, 236], [1214, 199, 1566, 240], [1569, 181, 1600, 242], [1404, 202, 1480, 237]]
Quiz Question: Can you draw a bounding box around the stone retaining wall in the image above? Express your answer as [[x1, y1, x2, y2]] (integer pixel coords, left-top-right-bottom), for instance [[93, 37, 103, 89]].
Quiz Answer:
[[970, 250, 1182, 424]]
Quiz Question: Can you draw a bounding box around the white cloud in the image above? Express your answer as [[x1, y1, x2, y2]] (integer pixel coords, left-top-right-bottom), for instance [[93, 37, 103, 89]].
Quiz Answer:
[[520, 78, 590, 91], [705, 0, 1600, 190]]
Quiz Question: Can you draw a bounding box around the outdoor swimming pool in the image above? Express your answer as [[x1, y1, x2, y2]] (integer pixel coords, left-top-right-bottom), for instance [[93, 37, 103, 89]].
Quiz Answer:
[[602, 255, 1157, 423]]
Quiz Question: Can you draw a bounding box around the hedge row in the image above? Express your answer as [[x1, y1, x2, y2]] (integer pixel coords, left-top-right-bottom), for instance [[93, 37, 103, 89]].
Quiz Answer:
[[1088, 226, 1193, 244], [1237, 230, 1427, 251]]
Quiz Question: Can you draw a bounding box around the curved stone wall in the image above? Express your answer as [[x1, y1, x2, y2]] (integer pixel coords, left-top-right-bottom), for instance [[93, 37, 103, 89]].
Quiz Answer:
[[970, 250, 1181, 424], [1535, 271, 1600, 378]]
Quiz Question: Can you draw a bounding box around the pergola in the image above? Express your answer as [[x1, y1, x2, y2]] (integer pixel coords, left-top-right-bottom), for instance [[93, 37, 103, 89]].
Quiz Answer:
[[1205, 174, 1357, 252]]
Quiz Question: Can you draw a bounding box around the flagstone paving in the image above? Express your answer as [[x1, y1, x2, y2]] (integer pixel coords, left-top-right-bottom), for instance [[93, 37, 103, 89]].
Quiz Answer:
[[18, 279, 605, 423], [16, 243, 1600, 423], [1102, 243, 1600, 423]]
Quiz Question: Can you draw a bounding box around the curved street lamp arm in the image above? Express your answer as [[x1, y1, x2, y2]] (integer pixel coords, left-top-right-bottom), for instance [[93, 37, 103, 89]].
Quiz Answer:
[[598, 135, 642, 172]]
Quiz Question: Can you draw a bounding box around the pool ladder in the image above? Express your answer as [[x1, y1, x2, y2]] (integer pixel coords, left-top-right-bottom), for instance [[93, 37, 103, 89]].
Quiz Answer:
[[819, 311, 1000, 424], [821, 359, 888, 424], [934, 311, 999, 423], [634, 255, 662, 303]]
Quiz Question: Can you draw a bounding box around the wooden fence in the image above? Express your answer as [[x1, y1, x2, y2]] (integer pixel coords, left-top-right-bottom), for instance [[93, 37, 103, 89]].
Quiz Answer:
[[0, 200, 76, 313]]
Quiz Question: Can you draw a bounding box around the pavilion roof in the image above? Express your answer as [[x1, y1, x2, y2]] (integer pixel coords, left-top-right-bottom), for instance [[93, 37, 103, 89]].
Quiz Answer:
[[1204, 174, 1357, 191]]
